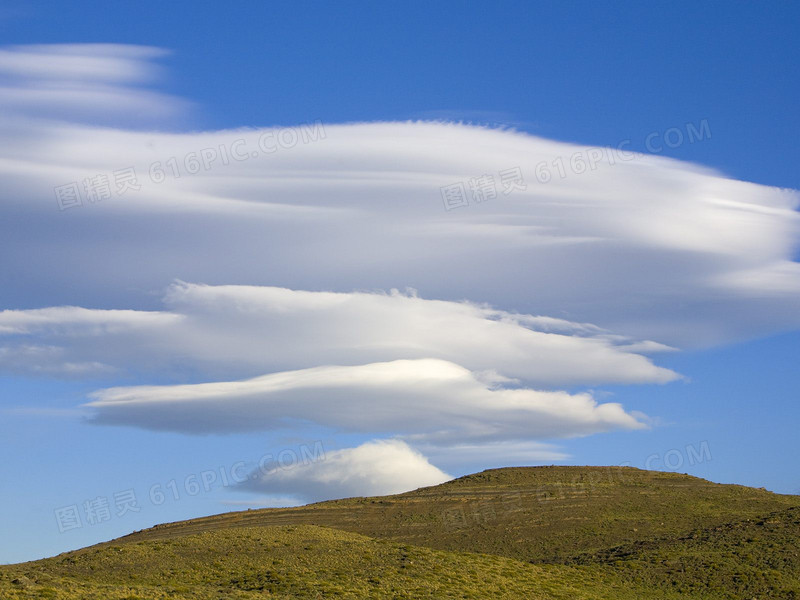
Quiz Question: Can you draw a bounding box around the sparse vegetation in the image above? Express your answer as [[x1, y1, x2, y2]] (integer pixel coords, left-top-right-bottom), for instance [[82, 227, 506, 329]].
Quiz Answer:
[[3, 467, 799, 599]]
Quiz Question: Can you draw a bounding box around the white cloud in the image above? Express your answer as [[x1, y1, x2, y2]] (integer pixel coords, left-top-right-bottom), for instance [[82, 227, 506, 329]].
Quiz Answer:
[[2, 43, 800, 501], [0, 116, 797, 346], [0, 44, 185, 124], [0, 306, 180, 335], [240, 439, 452, 501], [0, 283, 676, 386], [2, 283, 662, 445], [0, 44, 167, 83], [85, 358, 645, 441]]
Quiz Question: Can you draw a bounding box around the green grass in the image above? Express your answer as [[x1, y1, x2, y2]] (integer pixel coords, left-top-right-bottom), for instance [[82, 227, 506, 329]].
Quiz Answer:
[[575, 506, 800, 598], [117, 466, 800, 564], [3, 466, 799, 599], [0, 525, 687, 599]]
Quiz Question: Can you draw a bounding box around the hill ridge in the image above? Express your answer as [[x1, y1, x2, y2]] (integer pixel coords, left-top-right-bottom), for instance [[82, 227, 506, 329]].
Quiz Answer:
[[4, 466, 799, 599]]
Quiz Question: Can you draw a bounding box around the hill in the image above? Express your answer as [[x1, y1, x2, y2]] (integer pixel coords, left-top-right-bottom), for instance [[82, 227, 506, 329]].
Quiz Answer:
[[2, 466, 799, 599], [0, 525, 689, 599], [117, 466, 800, 563]]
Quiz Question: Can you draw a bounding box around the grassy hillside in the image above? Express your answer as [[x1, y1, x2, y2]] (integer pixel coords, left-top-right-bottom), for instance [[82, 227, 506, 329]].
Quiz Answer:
[[119, 466, 800, 563], [0, 525, 688, 599], [2, 466, 799, 599], [574, 505, 800, 598]]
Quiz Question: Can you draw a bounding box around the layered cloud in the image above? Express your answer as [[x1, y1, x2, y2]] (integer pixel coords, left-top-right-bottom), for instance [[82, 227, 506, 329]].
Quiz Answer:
[[85, 358, 645, 440], [0, 282, 676, 383], [2, 112, 798, 346], [2, 44, 800, 498], [0, 306, 179, 336], [0, 283, 677, 384], [0, 44, 185, 124], [0, 284, 661, 443]]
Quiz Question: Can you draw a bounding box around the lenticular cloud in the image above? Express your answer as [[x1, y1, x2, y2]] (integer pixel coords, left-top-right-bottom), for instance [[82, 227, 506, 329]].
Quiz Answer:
[[1, 283, 662, 442], [0, 283, 678, 386], [2, 43, 800, 496], [85, 357, 646, 439], [2, 115, 798, 347]]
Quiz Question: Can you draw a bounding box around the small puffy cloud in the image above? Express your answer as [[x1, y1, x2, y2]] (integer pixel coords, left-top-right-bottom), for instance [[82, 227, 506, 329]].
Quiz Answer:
[[241, 439, 452, 501], [85, 358, 645, 441]]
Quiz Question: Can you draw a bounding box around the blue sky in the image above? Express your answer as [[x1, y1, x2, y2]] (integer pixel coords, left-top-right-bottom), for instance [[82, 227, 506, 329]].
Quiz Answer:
[[1, 1, 799, 564]]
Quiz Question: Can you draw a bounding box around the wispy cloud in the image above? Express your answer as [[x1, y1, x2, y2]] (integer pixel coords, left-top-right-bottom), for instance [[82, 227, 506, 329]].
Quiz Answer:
[[0, 44, 187, 124]]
